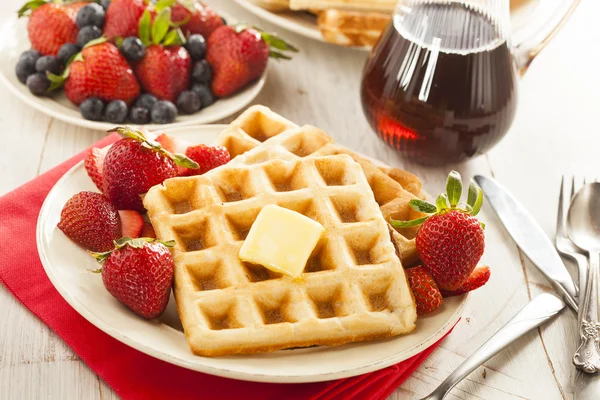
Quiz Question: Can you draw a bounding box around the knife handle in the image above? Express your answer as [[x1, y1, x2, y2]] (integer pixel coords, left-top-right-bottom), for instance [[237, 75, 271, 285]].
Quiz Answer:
[[422, 294, 565, 400]]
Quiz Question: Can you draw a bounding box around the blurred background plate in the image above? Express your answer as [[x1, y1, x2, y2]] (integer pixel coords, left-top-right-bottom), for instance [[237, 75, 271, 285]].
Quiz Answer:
[[0, 15, 266, 132], [234, 0, 544, 50]]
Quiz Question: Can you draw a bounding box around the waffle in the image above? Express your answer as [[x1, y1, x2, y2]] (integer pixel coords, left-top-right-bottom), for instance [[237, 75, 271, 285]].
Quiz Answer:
[[144, 155, 417, 356], [246, 0, 290, 11], [317, 9, 390, 48], [215, 105, 424, 265], [289, 0, 396, 13]]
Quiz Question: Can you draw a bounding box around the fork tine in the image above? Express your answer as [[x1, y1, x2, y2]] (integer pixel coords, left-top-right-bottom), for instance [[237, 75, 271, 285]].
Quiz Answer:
[[571, 175, 576, 199]]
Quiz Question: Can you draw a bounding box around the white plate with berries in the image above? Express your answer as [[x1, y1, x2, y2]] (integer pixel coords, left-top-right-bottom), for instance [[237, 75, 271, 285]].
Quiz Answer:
[[0, 1, 296, 131], [36, 124, 472, 383]]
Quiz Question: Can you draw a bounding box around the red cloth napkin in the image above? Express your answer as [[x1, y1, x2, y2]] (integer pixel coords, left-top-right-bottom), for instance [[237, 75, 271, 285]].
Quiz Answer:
[[0, 134, 455, 400]]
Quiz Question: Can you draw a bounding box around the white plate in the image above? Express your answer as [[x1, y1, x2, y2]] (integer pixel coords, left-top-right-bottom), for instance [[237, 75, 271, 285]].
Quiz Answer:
[[233, 0, 540, 49], [0, 16, 265, 131], [37, 125, 465, 383]]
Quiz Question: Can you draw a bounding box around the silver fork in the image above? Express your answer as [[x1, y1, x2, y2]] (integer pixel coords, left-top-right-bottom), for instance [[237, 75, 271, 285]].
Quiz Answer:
[[556, 176, 589, 298]]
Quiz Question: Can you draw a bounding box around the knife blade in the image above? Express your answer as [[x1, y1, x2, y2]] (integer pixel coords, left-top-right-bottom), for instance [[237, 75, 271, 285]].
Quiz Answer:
[[474, 175, 578, 313]]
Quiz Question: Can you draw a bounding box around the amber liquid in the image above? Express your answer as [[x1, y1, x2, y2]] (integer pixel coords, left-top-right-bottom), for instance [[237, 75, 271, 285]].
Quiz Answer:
[[361, 3, 518, 165]]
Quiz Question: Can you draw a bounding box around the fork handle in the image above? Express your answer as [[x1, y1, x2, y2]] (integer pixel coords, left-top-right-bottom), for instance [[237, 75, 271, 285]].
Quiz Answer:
[[574, 251, 600, 373]]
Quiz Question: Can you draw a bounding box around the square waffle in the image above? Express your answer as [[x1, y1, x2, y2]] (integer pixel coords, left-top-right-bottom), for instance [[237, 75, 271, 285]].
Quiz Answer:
[[143, 155, 417, 356], [216, 105, 424, 266]]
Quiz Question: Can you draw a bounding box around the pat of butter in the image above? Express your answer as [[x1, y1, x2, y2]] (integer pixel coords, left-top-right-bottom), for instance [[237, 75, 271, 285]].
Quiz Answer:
[[239, 204, 325, 278]]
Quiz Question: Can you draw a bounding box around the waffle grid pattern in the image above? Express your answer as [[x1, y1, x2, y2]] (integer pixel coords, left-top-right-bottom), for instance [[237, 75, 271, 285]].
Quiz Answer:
[[144, 155, 417, 356], [216, 105, 425, 266]]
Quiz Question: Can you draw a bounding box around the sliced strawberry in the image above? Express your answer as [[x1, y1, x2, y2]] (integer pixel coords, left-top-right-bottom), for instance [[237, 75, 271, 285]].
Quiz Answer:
[[84, 147, 108, 191], [118, 210, 144, 238], [155, 133, 190, 154], [141, 222, 156, 239], [405, 266, 443, 316], [441, 266, 491, 298], [57, 191, 121, 252], [182, 144, 230, 176]]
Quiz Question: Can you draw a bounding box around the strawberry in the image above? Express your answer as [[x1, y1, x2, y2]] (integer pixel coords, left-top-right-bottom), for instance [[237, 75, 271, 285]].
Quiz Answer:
[[103, 0, 149, 39], [171, 1, 223, 38], [155, 133, 190, 154], [57, 191, 121, 252], [103, 127, 199, 212], [441, 266, 491, 297], [141, 222, 156, 239], [405, 266, 443, 315], [19, 1, 86, 56], [391, 171, 485, 291], [135, 9, 191, 102], [53, 39, 140, 106], [91, 238, 175, 319], [118, 210, 144, 238], [84, 147, 108, 192], [181, 144, 230, 176], [206, 25, 297, 97]]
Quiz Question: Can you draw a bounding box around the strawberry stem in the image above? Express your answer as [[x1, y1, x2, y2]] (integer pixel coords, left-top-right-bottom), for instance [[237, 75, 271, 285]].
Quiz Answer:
[[234, 23, 298, 60], [114, 127, 200, 169], [89, 237, 175, 264]]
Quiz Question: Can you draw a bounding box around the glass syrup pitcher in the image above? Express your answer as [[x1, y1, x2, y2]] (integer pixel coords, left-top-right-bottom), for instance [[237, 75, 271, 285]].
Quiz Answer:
[[360, 0, 580, 165]]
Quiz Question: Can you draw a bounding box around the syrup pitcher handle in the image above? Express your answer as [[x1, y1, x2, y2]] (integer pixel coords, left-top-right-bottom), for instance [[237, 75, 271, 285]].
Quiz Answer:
[[510, 0, 581, 74]]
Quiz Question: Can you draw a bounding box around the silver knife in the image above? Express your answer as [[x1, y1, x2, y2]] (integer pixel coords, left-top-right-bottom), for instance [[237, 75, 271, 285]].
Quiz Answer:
[[474, 175, 578, 313]]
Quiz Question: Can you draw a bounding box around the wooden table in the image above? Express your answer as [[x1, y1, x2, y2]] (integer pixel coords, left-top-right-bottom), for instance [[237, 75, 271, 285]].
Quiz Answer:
[[1, 0, 599, 398]]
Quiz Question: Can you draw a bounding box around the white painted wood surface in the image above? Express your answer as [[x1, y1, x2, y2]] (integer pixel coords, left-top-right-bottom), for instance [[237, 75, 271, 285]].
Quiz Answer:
[[0, 0, 599, 398]]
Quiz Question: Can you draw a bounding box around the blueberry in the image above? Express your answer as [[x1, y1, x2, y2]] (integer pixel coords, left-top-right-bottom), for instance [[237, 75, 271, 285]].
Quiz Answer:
[[129, 106, 150, 124], [100, 0, 111, 10], [15, 56, 38, 84], [26, 73, 50, 96], [104, 100, 128, 123], [135, 93, 158, 110], [151, 100, 177, 124], [76, 3, 105, 28], [191, 83, 215, 108], [19, 49, 41, 64], [35, 56, 61, 75], [185, 34, 206, 61], [176, 90, 201, 114], [77, 26, 102, 48], [192, 60, 212, 83], [80, 97, 105, 121], [57, 43, 80, 65], [120, 37, 145, 62]]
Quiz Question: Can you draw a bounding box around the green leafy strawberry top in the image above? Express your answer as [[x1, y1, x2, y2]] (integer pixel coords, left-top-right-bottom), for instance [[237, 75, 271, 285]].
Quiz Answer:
[[390, 170, 485, 229], [137, 6, 185, 47], [234, 23, 298, 60], [90, 236, 175, 267], [113, 126, 200, 169]]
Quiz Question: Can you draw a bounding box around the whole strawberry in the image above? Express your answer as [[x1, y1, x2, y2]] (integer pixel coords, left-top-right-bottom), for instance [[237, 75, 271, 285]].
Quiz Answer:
[[52, 39, 140, 106], [392, 171, 485, 291], [182, 144, 230, 176], [57, 191, 121, 252], [103, 0, 148, 39], [206, 25, 297, 97], [171, 1, 223, 38], [135, 9, 191, 102], [19, 1, 86, 56], [91, 237, 175, 319], [103, 127, 199, 211], [405, 266, 443, 315]]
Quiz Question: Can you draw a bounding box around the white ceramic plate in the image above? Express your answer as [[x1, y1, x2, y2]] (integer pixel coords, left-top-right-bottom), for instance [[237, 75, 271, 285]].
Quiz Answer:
[[233, 0, 540, 49], [0, 16, 265, 131], [37, 125, 465, 383]]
